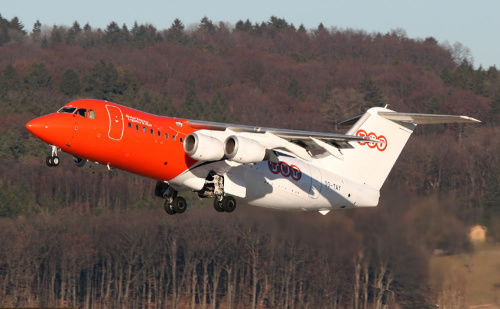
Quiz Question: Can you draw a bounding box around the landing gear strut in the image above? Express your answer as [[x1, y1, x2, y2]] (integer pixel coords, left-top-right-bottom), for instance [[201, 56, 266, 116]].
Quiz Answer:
[[156, 181, 188, 215], [46, 145, 60, 167]]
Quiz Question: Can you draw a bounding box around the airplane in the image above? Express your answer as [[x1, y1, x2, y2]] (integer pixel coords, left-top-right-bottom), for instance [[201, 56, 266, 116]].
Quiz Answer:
[[25, 99, 480, 215]]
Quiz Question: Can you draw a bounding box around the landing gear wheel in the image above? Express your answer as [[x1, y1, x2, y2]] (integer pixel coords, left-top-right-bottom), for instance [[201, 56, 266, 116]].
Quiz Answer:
[[52, 156, 60, 166], [46, 156, 53, 167], [213, 199, 224, 212], [172, 196, 187, 214], [163, 201, 176, 215], [222, 196, 236, 213]]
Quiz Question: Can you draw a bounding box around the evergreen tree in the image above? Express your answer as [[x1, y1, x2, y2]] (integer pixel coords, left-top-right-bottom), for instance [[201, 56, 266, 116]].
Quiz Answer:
[[235, 19, 253, 32], [482, 167, 500, 239], [199, 17, 216, 34], [167, 18, 186, 43], [24, 63, 52, 90], [9, 17, 25, 34], [287, 78, 304, 100], [0, 15, 10, 45], [59, 69, 81, 97], [82, 60, 118, 99], [82, 60, 137, 100], [3, 64, 20, 88], [50, 25, 64, 44], [183, 80, 199, 118], [361, 79, 384, 105], [83, 23, 91, 32], [32, 20, 42, 38], [268, 16, 289, 30], [104, 21, 122, 45], [66, 21, 82, 44]]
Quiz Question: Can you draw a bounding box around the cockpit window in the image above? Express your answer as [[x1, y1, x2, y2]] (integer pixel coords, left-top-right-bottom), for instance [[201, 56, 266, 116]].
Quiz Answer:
[[76, 108, 87, 117], [58, 107, 77, 114], [88, 109, 96, 119]]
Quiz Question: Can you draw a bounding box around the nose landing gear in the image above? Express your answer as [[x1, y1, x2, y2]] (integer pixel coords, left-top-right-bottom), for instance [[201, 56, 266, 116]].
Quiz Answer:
[[46, 145, 60, 167]]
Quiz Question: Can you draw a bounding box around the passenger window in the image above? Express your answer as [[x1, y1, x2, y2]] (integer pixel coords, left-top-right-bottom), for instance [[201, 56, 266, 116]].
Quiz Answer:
[[173, 135, 176, 141], [136, 124, 139, 130], [76, 108, 87, 117], [165, 133, 169, 139], [128, 122, 131, 128], [180, 137, 183, 143], [150, 129, 153, 134], [158, 130, 161, 137], [88, 109, 96, 119], [143, 127, 146, 133]]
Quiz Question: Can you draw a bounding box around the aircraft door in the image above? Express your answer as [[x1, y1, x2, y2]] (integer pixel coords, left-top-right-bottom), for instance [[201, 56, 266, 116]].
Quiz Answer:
[[105, 105, 124, 140]]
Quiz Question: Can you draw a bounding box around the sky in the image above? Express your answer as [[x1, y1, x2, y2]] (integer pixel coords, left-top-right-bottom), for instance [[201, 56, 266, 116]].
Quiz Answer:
[[2, 0, 499, 68]]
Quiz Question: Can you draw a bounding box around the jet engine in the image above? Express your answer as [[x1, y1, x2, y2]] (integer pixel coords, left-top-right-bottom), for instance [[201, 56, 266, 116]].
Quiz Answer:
[[184, 132, 224, 161], [224, 135, 266, 163]]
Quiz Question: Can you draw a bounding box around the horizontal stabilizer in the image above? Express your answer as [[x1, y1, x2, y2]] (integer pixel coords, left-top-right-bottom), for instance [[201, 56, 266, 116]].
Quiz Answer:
[[378, 112, 481, 124]]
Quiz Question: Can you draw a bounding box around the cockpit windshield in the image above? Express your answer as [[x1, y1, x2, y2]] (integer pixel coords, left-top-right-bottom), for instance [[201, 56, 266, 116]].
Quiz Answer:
[[58, 107, 77, 114]]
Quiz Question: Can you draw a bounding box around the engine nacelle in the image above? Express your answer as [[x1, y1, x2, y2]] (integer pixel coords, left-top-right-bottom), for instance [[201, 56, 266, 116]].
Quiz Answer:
[[183, 133, 224, 161], [224, 135, 266, 163]]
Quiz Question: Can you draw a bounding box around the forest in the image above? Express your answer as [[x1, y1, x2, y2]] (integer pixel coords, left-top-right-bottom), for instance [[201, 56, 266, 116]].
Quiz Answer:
[[0, 14, 499, 308]]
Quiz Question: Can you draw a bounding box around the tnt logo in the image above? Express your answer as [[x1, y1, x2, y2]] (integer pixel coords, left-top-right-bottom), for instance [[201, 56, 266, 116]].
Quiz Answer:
[[268, 161, 302, 181], [355, 129, 388, 151]]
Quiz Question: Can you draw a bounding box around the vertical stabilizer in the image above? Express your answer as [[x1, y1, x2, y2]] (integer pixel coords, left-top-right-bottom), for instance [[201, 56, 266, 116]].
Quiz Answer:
[[342, 107, 415, 190]]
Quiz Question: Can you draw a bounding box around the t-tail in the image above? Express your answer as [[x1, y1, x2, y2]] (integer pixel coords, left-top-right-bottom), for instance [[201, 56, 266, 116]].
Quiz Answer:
[[339, 107, 480, 191]]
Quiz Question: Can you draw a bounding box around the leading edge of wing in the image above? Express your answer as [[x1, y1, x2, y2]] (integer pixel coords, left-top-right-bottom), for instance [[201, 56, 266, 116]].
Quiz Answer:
[[186, 119, 370, 143]]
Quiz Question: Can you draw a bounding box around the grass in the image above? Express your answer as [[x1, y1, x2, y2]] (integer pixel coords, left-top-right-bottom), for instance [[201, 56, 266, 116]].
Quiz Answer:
[[429, 243, 500, 308]]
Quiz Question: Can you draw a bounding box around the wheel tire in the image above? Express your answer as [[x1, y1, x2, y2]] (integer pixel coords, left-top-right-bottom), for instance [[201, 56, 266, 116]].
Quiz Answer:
[[172, 196, 187, 214], [46, 156, 53, 167], [52, 156, 60, 166], [163, 201, 176, 215], [213, 199, 224, 212], [222, 196, 236, 213]]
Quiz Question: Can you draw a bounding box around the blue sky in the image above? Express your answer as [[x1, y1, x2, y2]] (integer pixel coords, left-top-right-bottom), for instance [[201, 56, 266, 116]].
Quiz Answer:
[[2, 0, 498, 68]]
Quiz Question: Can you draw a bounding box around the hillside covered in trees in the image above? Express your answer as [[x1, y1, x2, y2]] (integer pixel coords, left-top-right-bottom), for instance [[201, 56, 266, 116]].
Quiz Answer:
[[0, 14, 499, 308]]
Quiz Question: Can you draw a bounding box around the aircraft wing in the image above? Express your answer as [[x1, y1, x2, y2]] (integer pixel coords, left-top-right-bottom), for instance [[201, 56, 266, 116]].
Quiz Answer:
[[377, 112, 481, 124], [186, 120, 370, 160], [187, 120, 368, 144]]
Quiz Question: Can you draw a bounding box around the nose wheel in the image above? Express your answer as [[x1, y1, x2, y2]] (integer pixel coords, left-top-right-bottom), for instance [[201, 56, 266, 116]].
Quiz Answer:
[[46, 145, 60, 167]]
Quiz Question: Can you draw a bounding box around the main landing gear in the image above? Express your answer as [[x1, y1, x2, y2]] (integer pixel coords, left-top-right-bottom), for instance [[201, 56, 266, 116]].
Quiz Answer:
[[199, 172, 237, 213], [46, 145, 60, 167], [155, 182, 187, 215], [213, 196, 236, 213]]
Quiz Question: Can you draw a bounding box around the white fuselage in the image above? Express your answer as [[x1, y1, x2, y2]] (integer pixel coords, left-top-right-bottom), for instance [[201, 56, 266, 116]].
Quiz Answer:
[[171, 152, 380, 211]]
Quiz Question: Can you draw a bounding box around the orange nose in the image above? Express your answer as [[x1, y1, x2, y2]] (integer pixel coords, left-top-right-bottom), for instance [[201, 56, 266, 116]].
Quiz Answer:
[[26, 116, 47, 137]]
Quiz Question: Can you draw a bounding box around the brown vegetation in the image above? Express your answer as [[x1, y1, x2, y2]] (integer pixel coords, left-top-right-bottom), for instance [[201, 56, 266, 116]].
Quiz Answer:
[[0, 14, 499, 308]]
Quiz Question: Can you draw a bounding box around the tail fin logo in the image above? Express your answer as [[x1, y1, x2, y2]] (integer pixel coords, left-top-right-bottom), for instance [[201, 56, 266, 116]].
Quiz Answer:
[[355, 130, 388, 151]]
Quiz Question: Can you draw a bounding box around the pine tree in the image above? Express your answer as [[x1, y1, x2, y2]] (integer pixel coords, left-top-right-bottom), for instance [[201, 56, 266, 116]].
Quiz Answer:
[[59, 69, 81, 97], [183, 80, 199, 118], [361, 79, 384, 105], [167, 18, 186, 44], [32, 20, 41, 38], [24, 63, 52, 90]]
